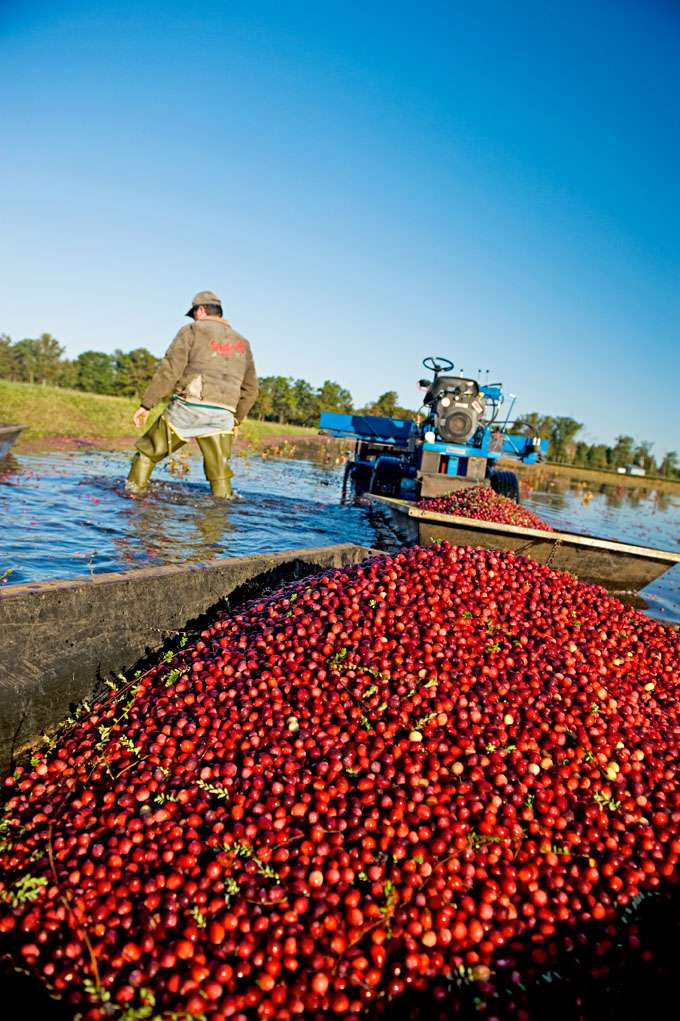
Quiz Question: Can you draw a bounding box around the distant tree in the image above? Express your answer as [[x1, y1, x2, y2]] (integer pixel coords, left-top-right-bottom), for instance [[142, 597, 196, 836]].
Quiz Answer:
[[114, 348, 159, 398], [55, 359, 78, 389], [586, 444, 610, 469], [12, 333, 65, 385], [75, 350, 117, 394], [359, 390, 417, 420], [252, 376, 351, 424], [251, 376, 275, 420], [316, 380, 353, 414], [549, 417, 583, 462], [633, 440, 656, 474], [573, 441, 590, 467], [610, 435, 636, 468], [269, 376, 297, 424], [515, 413, 555, 440], [11, 339, 39, 383], [365, 391, 399, 417], [291, 378, 319, 426], [516, 413, 583, 462], [0, 334, 17, 379], [659, 451, 678, 478]]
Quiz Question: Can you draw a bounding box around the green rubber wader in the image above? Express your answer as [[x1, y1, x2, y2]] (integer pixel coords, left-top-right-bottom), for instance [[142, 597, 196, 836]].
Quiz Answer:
[[196, 432, 234, 498], [127, 415, 186, 492]]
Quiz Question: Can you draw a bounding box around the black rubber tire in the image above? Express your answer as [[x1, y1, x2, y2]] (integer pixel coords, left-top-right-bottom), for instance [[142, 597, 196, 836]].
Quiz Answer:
[[350, 463, 373, 499], [489, 469, 520, 503], [370, 457, 403, 498]]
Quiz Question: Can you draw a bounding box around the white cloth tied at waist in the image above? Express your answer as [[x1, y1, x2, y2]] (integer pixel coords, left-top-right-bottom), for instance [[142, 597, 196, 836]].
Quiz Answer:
[[164, 395, 235, 439]]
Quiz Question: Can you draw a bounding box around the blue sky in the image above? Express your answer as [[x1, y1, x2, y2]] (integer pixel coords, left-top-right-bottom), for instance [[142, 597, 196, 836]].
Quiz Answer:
[[1, 0, 679, 455]]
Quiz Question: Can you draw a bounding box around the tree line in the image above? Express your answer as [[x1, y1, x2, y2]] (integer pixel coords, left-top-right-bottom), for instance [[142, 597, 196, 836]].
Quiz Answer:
[[251, 379, 416, 426], [1, 332, 677, 477], [0, 333, 417, 424], [516, 413, 678, 479], [0, 333, 159, 398]]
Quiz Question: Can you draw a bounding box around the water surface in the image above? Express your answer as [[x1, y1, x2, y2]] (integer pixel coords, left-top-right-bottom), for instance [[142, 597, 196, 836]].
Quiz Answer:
[[1, 451, 678, 622], [0, 451, 378, 582], [521, 472, 679, 621]]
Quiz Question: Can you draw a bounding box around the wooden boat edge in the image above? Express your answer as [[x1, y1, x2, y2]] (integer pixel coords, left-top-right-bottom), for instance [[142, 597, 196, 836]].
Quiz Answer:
[[0, 423, 27, 440], [369, 495, 680, 565], [0, 542, 376, 766]]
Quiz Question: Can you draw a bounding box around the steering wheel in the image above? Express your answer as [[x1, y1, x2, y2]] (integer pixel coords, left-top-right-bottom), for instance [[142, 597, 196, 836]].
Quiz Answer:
[[423, 356, 454, 374]]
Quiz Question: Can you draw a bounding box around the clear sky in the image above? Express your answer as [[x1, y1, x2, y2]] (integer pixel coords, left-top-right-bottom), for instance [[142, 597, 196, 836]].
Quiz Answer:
[[1, 0, 679, 455]]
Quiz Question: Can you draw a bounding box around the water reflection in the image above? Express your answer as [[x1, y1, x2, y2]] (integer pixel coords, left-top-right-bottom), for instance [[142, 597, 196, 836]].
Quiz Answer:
[[116, 486, 237, 564], [523, 474, 678, 523], [0, 453, 22, 480]]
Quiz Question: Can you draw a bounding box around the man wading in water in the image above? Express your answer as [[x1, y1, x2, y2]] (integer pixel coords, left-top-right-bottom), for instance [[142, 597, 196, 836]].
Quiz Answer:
[[127, 291, 258, 498]]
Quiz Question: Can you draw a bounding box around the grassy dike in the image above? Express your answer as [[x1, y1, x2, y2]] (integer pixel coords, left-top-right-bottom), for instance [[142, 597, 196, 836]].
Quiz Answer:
[[1, 380, 318, 449]]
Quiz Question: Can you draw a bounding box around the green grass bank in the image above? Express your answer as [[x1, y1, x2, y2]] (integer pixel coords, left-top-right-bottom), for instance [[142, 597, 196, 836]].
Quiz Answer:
[[0, 380, 317, 448]]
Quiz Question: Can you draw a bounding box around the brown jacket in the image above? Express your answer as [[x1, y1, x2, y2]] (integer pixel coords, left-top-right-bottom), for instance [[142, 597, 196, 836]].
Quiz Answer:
[[141, 317, 258, 423]]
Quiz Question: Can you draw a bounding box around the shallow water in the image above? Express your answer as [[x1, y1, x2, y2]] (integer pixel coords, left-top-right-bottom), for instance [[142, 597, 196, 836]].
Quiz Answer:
[[1, 451, 678, 622], [0, 450, 380, 582], [520, 472, 680, 622]]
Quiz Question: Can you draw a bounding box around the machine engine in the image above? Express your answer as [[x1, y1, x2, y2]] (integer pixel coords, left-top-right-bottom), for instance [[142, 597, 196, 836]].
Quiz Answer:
[[318, 354, 548, 505], [422, 375, 486, 444]]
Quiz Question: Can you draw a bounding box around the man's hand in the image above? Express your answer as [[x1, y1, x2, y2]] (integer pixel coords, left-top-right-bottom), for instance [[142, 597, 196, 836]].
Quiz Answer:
[[133, 407, 149, 430]]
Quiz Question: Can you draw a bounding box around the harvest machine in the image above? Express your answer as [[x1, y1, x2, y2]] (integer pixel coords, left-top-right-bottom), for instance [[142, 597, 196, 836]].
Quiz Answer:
[[320, 357, 548, 502]]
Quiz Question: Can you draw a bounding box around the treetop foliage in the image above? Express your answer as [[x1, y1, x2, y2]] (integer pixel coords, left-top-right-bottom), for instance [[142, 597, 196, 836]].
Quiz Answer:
[[515, 413, 676, 477]]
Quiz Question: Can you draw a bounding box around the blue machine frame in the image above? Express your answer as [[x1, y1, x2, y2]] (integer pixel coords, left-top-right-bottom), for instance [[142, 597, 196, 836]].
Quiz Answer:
[[319, 400, 548, 501], [317, 414, 417, 447]]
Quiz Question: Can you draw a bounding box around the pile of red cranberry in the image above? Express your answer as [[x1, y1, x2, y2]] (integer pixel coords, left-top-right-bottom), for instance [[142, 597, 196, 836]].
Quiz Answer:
[[1, 543, 679, 1020], [416, 486, 553, 531]]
